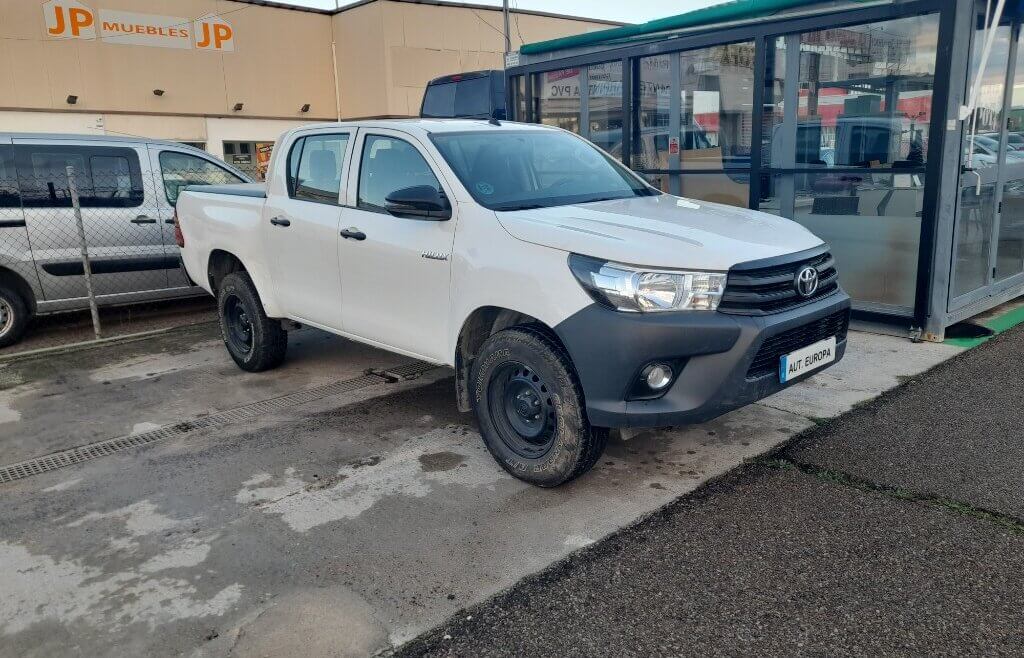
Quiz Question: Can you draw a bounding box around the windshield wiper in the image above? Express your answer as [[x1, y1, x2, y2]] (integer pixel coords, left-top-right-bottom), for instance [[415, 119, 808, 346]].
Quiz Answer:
[[494, 203, 547, 211]]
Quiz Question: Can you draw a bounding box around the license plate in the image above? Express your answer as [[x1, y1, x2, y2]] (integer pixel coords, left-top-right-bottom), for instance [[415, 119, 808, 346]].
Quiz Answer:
[[780, 336, 836, 383]]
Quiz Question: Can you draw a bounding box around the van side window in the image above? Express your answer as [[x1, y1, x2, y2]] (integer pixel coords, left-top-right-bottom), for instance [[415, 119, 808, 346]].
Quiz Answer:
[[357, 136, 441, 212], [15, 145, 144, 208], [0, 146, 18, 209], [291, 134, 349, 204], [159, 151, 245, 205]]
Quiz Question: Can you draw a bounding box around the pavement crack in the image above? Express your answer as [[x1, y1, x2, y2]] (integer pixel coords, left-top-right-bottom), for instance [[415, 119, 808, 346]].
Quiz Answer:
[[763, 457, 1024, 535]]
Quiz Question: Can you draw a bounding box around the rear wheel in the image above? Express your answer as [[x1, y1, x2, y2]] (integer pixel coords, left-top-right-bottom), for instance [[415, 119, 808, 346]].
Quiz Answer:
[[217, 272, 287, 372], [471, 326, 607, 487], [0, 285, 29, 349]]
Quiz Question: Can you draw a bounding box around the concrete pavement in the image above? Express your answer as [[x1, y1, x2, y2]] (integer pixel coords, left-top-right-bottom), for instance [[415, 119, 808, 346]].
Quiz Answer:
[[0, 323, 961, 656]]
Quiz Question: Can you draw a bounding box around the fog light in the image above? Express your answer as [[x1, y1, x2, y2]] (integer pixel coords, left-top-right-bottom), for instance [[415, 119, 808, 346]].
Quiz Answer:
[[642, 363, 673, 390]]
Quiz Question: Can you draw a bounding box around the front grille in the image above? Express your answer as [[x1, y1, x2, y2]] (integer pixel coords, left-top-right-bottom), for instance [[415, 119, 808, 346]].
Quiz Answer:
[[746, 310, 849, 380], [719, 251, 840, 315]]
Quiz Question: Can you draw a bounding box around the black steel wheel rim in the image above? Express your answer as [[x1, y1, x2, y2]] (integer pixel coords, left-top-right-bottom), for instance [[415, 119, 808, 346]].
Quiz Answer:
[[224, 295, 254, 355], [487, 361, 557, 459], [0, 298, 11, 338]]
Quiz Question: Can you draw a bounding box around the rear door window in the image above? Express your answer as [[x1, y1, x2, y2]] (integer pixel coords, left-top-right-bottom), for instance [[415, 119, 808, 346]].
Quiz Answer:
[[289, 133, 350, 204], [0, 146, 19, 208], [158, 151, 245, 205], [15, 145, 144, 208]]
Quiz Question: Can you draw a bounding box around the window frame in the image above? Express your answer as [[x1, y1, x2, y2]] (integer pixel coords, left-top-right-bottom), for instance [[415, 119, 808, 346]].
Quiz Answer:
[[286, 132, 351, 206], [157, 149, 245, 206], [355, 133, 444, 215]]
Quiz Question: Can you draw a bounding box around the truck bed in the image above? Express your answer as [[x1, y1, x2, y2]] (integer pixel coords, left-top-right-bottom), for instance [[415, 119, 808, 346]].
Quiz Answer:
[[183, 183, 266, 198]]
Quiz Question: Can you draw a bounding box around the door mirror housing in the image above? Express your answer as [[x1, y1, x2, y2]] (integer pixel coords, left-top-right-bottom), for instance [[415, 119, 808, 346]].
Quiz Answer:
[[384, 185, 451, 220]]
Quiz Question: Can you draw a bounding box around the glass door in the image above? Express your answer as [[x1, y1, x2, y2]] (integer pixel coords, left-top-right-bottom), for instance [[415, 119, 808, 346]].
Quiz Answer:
[[995, 24, 1024, 281], [950, 6, 1020, 308]]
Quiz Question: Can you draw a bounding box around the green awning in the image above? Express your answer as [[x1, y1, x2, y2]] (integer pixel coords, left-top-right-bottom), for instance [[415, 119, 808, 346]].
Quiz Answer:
[[520, 0, 869, 55]]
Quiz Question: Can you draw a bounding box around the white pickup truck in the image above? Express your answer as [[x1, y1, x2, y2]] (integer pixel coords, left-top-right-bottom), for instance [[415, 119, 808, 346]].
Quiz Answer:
[[176, 119, 850, 486]]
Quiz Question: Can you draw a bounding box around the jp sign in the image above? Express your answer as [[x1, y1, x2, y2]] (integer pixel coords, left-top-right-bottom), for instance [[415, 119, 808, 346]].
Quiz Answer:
[[43, 1, 235, 52]]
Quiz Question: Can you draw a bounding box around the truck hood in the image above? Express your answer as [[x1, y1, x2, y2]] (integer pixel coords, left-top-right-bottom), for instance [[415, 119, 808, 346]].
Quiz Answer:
[[493, 195, 824, 271]]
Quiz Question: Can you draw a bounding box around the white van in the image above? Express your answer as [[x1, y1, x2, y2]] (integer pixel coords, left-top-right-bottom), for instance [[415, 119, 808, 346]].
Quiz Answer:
[[0, 133, 250, 347]]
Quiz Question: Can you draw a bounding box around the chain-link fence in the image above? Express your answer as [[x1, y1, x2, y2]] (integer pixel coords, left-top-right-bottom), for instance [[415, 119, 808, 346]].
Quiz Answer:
[[0, 154, 240, 353]]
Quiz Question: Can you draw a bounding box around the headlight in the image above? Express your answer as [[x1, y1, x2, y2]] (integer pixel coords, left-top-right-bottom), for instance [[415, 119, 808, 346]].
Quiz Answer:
[[569, 254, 726, 312]]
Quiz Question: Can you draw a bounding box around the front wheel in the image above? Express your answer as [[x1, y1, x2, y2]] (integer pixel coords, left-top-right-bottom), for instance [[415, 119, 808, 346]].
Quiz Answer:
[[471, 326, 607, 487], [217, 272, 287, 372]]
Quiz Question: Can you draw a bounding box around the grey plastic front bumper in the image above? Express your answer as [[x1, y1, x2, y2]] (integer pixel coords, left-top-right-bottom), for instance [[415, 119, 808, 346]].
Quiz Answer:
[[553, 291, 852, 429]]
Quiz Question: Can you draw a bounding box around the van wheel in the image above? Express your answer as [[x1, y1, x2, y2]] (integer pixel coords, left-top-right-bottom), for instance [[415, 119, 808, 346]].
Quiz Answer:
[[0, 285, 29, 349], [217, 272, 287, 372], [471, 325, 608, 487]]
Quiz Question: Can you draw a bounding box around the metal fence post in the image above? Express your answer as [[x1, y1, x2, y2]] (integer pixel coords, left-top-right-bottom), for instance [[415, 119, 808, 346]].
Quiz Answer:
[[66, 165, 102, 340]]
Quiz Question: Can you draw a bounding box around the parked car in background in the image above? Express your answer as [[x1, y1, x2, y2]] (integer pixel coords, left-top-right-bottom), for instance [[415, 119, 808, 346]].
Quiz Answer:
[[176, 119, 851, 487], [0, 134, 250, 348], [420, 70, 506, 120]]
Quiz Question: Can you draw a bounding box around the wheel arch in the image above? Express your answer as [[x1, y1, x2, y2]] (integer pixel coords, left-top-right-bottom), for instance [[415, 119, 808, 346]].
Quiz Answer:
[[453, 306, 570, 412], [0, 266, 37, 315], [206, 249, 248, 296]]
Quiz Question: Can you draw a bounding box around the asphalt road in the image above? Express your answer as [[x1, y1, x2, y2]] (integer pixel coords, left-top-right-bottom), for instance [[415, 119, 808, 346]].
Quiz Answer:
[[397, 325, 1024, 657]]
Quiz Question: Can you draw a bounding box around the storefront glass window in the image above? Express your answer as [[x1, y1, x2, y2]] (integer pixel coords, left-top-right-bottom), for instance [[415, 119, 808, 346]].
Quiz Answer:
[[588, 61, 624, 157], [762, 13, 939, 312], [996, 26, 1024, 281], [760, 171, 924, 308], [636, 55, 672, 170], [534, 68, 581, 133], [764, 14, 940, 169], [953, 16, 1012, 297], [679, 42, 755, 170]]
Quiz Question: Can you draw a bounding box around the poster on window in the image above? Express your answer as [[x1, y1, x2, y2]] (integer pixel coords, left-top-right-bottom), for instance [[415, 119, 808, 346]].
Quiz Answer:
[[255, 143, 274, 181]]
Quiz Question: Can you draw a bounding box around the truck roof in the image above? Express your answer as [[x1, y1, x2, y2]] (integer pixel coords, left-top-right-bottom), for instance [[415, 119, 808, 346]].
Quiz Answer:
[[0, 132, 209, 151], [289, 119, 557, 135]]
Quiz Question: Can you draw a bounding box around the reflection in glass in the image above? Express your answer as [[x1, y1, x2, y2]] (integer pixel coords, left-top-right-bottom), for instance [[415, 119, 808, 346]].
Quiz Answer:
[[954, 12, 1011, 297], [679, 173, 750, 207], [760, 172, 923, 308], [636, 55, 672, 170], [995, 26, 1024, 280], [764, 14, 939, 169], [588, 61, 624, 157], [679, 43, 754, 169], [535, 68, 581, 133], [955, 183, 999, 296]]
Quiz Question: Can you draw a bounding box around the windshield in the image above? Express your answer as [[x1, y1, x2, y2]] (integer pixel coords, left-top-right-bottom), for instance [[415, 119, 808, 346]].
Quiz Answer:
[[430, 130, 657, 211]]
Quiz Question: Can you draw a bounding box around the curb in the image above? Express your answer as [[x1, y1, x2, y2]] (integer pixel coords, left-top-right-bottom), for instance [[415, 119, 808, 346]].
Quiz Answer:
[[0, 319, 219, 364]]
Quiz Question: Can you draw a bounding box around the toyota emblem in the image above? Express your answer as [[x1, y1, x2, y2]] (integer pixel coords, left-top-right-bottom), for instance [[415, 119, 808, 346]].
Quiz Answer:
[[795, 266, 819, 297]]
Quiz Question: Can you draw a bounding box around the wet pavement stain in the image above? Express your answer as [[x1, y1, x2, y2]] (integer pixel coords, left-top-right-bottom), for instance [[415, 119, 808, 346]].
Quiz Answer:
[[418, 451, 466, 473]]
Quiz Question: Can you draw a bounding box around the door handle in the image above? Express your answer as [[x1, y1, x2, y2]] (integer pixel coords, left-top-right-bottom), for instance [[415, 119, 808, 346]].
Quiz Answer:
[[270, 217, 291, 227], [340, 228, 366, 241], [131, 215, 157, 224], [164, 218, 176, 225]]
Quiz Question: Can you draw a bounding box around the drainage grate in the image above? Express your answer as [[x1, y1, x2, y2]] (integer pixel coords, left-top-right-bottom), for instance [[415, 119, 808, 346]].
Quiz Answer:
[[373, 361, 441, 381], [0, 360, 440, 485]]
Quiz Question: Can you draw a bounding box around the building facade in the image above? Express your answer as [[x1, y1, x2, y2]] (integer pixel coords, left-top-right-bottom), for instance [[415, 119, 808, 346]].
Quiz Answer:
[[0, 0, 615, 174], [507, 0, 1024, 340]]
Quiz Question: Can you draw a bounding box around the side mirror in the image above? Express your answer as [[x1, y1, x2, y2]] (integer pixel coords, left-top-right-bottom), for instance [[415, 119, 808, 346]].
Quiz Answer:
[[384, 185, 451, 220]]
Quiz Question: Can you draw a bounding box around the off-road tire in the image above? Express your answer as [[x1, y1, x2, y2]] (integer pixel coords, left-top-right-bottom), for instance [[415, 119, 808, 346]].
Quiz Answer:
[[0, 284, 29, 349], [471, 325, 608, 487], [217, 272, 287, 372]]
